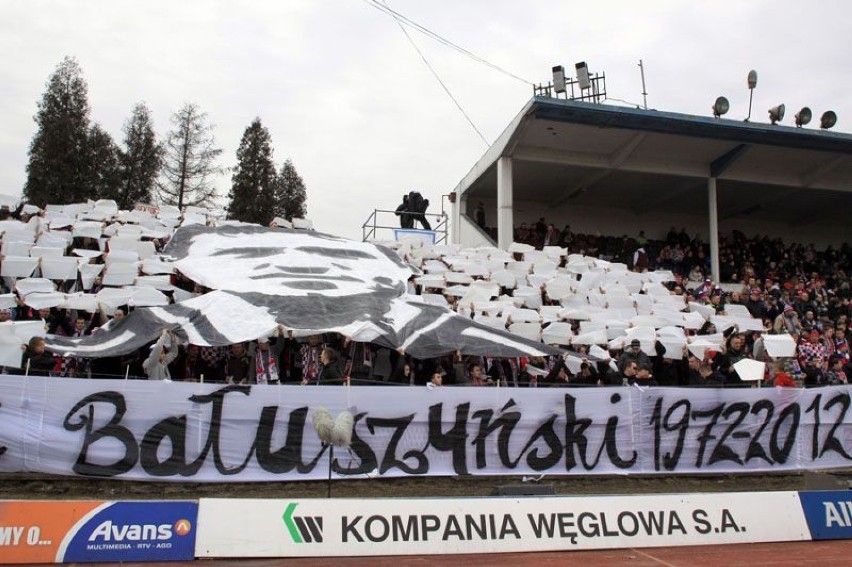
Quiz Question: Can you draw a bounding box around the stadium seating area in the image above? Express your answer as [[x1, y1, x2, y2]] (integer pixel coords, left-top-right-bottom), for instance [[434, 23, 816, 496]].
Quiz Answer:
[[0, 196, 849, 389]]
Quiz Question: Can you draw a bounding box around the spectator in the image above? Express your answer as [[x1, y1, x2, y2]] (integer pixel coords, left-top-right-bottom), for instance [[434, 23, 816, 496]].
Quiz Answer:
[[225, 343, 252, 384], [21, 336, 56, 376], [142, 330, 178, 381], [316, 347, 344, 384], [394, 194, 413, 229], [474, 203, 485, 229], [618, 339, 650, 373], [825, 356, 848, 385]]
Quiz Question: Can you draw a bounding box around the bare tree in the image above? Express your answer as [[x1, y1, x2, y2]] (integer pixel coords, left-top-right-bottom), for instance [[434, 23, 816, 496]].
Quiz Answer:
[[157, 102, 222, 209]]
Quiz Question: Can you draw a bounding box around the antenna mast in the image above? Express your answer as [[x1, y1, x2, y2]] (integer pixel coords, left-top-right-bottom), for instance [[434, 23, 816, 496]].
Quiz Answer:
[[638, 60, 648, 109]]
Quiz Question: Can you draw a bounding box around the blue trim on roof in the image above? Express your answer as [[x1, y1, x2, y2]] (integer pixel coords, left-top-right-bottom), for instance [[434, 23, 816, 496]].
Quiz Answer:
[[530, 97, 852, 154]]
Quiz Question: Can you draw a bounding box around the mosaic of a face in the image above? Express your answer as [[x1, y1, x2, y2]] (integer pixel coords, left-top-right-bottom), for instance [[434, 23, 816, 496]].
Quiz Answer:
[[168, 226, 414, 298]]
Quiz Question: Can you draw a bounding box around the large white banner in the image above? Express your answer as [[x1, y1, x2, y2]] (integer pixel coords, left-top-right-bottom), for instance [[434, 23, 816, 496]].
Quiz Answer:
[[196, 493, 811, 556], [0, 376, 850, 481]]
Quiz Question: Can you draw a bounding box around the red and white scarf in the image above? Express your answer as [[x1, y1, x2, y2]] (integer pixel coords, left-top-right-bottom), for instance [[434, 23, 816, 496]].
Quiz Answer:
[[255, 349, 279, 384]]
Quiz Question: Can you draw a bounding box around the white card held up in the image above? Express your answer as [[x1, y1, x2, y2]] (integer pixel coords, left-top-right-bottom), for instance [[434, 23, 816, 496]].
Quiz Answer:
[[507, 242, 534, 254], [508, 321, 541, 342], [8, 320, 46, 343], [588, 344, 611, 361], [23, 291, 65, 310], [40, 257, 80, 281], [541, 322, 573, 346], [14, 278, 55, 296], [733, 358, 766, 382], [763, 334, 797, 359], [79, 263, 105, 290], [688, 301, 716, 320], [0, 293, 16, 309], [72, 221, 104, 240], [60, 293, 99, 313], [0, 335, 24, 368], [1, 241, 33, 257], [1, 256, 38, 278]]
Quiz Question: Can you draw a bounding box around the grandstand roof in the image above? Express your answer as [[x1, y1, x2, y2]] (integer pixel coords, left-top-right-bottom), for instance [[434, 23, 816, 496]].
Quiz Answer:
[[455, 97, 852, 226]]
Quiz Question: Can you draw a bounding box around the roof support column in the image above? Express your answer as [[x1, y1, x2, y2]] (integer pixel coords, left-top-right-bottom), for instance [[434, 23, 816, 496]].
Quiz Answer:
[[708, 177, 720, 284], [497, 156, 514, 250]]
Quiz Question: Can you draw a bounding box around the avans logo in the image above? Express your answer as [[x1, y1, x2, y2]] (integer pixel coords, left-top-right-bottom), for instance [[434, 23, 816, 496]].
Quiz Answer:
[[87, 519, 192, 543], [174, 519, 193, 536]]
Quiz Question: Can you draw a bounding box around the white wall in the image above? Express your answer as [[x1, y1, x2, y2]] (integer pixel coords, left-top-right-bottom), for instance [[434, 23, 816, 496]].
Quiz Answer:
[[456, 211, 494, 248]]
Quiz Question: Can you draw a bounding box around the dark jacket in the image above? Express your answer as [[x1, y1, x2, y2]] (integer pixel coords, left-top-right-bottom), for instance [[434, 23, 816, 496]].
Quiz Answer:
[[22, 350, 56, 376], [318, 362, 344, 384]]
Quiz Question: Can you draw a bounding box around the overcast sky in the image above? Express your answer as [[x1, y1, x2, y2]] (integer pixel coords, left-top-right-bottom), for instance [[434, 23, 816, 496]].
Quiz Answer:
[[2, 0, 850, 239]]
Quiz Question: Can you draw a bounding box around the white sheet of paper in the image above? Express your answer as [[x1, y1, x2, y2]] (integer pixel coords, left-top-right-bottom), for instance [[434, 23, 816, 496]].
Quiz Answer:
[[564, 355, 583, 374], [10, 320, 46, 343], [0, 335, 24, 368], [14, 278, 55, 296], [660, 337, 687, 359], [141, 258, 175, 275], [60, 293, 100, 312], [0, 294, 16, 309], [1, 256, 38, 278], [72, 221, 104, 240], [541, 322, 573, 346], [40, 257, 80, 280], [1, 242, 34, 257], [24, 291, 65, 310], [689, 302, 715, 320], [538, 306, 562, 323], [72, 248, 103, 260], [763, 334, 797, 359], [103, 262, 139, 286], [733, 358, 766, 382], [507, 242, 534, 254], [129, 287, 170, 307], [589, 344, 611, 361], [508, 322, 541, 341], [573, 329, 608, 345], [687, 341, 720, 360], [30, 246, 65, 259], [79, 263, 105, 290], [507, 307, 540, 323]]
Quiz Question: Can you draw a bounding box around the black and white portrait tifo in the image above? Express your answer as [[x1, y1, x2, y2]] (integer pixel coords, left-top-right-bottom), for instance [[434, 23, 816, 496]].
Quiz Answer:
[[46, 224, 559, 360]]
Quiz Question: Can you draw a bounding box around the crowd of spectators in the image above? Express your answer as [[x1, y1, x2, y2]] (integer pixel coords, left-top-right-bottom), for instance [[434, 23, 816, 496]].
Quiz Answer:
[[3, 197, 852, 390]]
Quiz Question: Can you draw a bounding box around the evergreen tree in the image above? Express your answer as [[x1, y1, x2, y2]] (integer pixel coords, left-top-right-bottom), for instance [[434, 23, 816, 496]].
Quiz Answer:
[[119, 102, 162, 208], [227, 118, 278, 224], [275, 159, 307, 221], [24, 56, 92, 206], [157, 102, 223, 209], [81, 124, 122, 201]]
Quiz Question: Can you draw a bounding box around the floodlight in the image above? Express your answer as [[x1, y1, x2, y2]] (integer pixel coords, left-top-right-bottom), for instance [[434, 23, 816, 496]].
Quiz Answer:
[[747, 70, 758, 90], [712, 96, 730, 118], [745, 70, 758, 121], [575, 62, 591, 90], [768, 104, 785, 125], [820, 110, 838, 130], [794, 107, 812, 127], [552, 66, 566, 94]]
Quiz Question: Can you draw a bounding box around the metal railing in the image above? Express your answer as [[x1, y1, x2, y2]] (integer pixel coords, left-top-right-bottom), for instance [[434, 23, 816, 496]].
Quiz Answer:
[[361, 208, 449, 244]]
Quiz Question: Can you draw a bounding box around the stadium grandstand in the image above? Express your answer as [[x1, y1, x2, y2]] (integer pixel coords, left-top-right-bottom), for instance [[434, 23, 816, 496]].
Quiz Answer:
[[448, 96, 852, 281]]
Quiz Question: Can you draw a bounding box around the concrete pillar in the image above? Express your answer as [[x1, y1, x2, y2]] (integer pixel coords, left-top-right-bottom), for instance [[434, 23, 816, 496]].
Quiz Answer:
[[497, 157, 514, 250], [708, 177, 720, 283], [453, 194, 466, 245]]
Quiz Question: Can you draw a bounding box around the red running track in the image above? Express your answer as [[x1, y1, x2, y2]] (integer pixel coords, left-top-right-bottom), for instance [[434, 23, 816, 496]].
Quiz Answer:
[[66, 540, 852, 567]]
